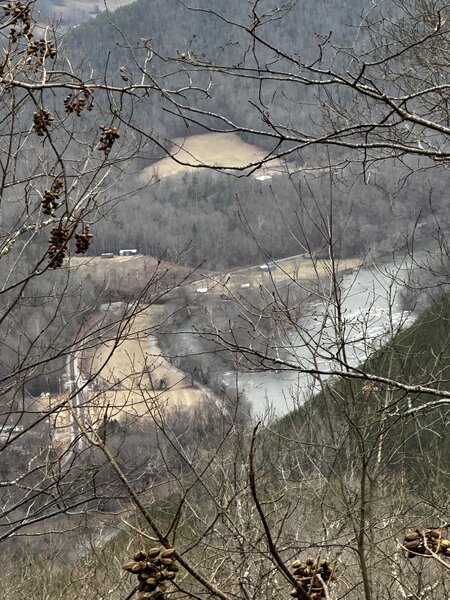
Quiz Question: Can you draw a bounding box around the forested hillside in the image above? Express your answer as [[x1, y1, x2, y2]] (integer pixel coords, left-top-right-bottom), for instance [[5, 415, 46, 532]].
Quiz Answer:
[[90, 162, 449, 268], [281, 289, 450, 472], [5, 0, 448, 270], [1, 1, 450, 599], [64, 0, 377, 141], [50, 0, 446, 267]]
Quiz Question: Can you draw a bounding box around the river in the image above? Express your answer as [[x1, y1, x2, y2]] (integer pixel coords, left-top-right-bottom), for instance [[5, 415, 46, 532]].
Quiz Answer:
[[222, 246, 438, 417]]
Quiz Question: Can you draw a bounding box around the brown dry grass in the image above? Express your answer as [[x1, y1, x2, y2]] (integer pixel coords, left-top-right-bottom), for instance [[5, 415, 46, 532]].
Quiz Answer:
[[140, 133, 282, 180], [68, 254, 194, 280], [67, 254, 196, 299], [88, 306, 187, 389], [50, 0, 136, 24], [190, 256, 363, 295], [50, 305, 215, 434]]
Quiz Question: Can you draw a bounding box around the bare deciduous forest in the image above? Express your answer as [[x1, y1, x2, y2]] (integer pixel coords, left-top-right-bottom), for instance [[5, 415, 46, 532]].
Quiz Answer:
[[0, 1, 450, 599]]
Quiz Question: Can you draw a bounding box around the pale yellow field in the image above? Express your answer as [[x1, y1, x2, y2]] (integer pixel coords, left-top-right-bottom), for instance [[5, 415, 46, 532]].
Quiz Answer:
[[88, 307, 187, 390], [47, 0, 137, 24], [51, 303, 217, 438], [269, 256, 362, 282], [190, 256, 363, 295], [87, 387, 208, 421], [141, 132, 282, 180]]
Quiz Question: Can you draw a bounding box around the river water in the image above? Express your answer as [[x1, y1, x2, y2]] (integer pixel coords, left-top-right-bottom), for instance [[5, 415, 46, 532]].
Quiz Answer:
[[223, 248, 437, 417]]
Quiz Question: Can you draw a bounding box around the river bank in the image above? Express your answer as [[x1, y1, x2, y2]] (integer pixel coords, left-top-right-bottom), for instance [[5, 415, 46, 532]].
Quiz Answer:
[[160, 255, 365, 417], [226, 242, 445, 417]]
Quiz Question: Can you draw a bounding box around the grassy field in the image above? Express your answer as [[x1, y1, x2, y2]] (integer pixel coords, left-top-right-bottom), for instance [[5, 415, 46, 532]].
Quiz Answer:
[[68, 254, 196, 300], [88, 307, 180, 388], [53, 305, 216, 435], [189, 255, 363, 295], [140, 132, 282, 180], [54, 248, 362, 435], [44, 0, 137, 25]]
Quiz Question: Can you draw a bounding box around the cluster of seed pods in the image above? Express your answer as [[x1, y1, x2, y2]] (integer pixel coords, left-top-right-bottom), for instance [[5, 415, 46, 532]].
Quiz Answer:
[[403, 528, 450, 558], [290, 557, 335, 599], [123, 546, 179, 600]]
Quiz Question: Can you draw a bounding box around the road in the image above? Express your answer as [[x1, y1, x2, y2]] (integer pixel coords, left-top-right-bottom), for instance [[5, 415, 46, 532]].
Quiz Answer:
[[65, 352, 87, 451], [185, 253, 362, 296]]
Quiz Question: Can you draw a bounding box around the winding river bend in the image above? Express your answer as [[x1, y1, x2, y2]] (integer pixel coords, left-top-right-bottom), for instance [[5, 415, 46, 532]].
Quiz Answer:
[[224, 248, 435, 417]]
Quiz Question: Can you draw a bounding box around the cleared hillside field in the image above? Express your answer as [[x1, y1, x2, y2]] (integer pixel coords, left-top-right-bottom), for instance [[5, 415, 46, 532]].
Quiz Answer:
[[189, 256, 363, 297], [42, 0, 137, 25], [68, 254, 197, 299], [53, 305, 217, 437], [141, 132, 282, 180]]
